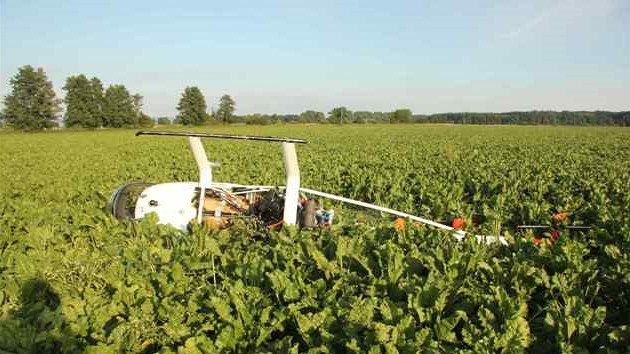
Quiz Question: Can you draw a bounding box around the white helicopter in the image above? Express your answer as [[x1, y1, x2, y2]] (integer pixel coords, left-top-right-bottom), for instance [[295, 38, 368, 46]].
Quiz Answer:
[[108, 131, 507, 245]]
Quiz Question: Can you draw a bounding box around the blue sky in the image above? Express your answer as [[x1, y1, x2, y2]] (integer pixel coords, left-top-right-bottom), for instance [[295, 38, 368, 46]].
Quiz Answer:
[[1, 0, 628, 116]]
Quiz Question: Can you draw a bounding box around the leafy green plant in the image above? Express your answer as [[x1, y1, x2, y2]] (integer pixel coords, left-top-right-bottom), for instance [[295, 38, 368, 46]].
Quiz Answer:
[[0, 125, 629, 352]]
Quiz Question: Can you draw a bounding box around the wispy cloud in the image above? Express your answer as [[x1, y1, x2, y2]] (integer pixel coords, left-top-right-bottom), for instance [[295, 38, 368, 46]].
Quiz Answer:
[[500, 2, 564, 40], [500, 0, 619, 41]]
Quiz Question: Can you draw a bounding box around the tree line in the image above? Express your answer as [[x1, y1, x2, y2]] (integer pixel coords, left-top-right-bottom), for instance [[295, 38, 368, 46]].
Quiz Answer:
[[1, 65, 628, 130], [231, 108, 413, 125], [419, 111, 630, 126], [0, 65, 236, 130], [226, 109, 629, 126], [2, 66, 154, 130]]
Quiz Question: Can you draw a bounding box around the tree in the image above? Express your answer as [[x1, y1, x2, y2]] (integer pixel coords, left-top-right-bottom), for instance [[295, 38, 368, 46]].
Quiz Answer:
[[102, 85, 137, 127], [137, 113, 154, 127], [176, 87, 208, 125], [157, 117, 171, 125], [2, 65, 62, 130], [63, 74, 104, 128], [215, 94, 236, 123], [90, 78, 105, 124], [369, 112, 389, 123], [328, 107, 352, 124], [131, 93, 152, 127], [390, 109, 412, 123], [131, 94, 143, 117], [299, 110, 326, 123], [353, 111, 374, 123]]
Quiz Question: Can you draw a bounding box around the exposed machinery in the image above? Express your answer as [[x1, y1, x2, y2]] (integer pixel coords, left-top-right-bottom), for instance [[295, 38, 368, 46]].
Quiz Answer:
[[108, 131, 508, 244]]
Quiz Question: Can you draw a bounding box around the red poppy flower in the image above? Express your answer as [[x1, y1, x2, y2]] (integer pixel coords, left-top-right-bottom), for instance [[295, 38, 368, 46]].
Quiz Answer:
[[452, 217, 464, 230], [533, 238, 542, 246]]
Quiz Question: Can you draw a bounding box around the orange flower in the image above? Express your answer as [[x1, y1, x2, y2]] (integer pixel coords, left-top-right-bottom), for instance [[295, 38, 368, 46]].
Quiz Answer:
[[267, 220, 283, 230], [394, 218, 406, 232], [533, 238, 543, 246], [451, 217, 464, 230], [553, 212, 568, 221]]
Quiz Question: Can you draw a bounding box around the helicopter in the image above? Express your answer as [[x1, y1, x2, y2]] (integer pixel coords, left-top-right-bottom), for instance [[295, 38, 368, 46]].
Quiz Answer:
[[109, 131, 514, 244]]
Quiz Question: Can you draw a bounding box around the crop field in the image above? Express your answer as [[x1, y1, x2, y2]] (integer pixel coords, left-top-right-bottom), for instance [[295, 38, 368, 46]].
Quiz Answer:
[[0, 125, 629, 353]]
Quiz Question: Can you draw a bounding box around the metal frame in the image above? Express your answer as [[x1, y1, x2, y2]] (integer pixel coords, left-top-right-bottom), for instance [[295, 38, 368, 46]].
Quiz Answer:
[[136, 131, 507, 244]]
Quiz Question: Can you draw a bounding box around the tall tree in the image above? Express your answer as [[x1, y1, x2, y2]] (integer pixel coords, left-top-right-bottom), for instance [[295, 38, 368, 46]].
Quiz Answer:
[[132, 94, 143, 115], [102, 85, 137, 127], [131, 94, 153, 127], [390, 109, 412, 123], [157, 117, 171, 125], [176, 87, 208, 125], [353, 111, 374, 123], [328, 107, 352, 124], [299, 110, 326, 123], [137, 113, 154, 127], [63, 74, 104, 128], [216, 94, 235, 123], [2, 65, 62, 130], [90, 77, 105, 125]]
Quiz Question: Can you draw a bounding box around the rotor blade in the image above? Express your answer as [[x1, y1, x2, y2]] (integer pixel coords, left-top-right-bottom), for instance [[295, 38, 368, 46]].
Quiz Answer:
[[300, 187, 508, 245], [517, 225, 593, 230], [136, 130, 307, 144], [300, 187, 455, 232]]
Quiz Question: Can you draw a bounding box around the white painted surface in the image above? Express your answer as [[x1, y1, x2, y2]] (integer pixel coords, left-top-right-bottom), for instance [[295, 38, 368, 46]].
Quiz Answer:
[[282, 143, 300, 225], [135, 182, 197, 231], [188, 137, 212, 188]]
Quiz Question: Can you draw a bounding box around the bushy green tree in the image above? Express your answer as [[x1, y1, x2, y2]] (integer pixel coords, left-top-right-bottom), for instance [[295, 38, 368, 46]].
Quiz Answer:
[[390, 109, 412, 123], [63, 75, 104, 128], [137, 113, 154, 127], [90, 78, 105, 122], [102, 85, 137, 127], [372, 112, 391, 123], [299, 110, 326, 123], [216, 94, 235, 123], [328, 107, 352, 124], [176, 87, 208, 125], [157, 117, 171, 125], [242, 113, 270, 125], [353, 111, 374, 123], [2, 65, 62, 130], [131, 94, 151, 127]]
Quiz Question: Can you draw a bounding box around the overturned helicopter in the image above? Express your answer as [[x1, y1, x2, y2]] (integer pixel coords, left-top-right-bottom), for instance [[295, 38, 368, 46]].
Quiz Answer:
[[108, 131, 507, 244]]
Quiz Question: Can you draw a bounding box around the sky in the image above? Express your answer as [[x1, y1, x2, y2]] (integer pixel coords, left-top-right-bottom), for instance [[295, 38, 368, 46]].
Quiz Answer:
[[0, 0, 628, 116]]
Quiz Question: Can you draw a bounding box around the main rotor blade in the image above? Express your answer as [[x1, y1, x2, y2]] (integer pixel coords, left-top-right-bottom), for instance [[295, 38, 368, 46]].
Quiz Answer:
[[136, 130, 307, 144], [516, 225, 592, 230], [565, 225, 592, 230]]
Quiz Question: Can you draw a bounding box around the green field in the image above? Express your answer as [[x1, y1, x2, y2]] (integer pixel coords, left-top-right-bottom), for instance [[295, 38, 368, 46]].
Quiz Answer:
[[1, 125, 629, 353]]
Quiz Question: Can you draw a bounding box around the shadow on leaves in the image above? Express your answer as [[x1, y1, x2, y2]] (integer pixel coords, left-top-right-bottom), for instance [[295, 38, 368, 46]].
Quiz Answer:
[[0, 278, 82, 354]]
